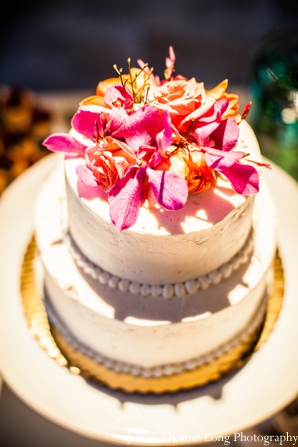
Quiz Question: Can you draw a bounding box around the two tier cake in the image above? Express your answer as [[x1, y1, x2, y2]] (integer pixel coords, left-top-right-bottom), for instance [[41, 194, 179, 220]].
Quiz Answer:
[[36, 47, 276, 392]]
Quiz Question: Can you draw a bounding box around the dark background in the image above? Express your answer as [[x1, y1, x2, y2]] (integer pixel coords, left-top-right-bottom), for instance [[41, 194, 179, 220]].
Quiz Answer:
[[0, 0, 298, 93]]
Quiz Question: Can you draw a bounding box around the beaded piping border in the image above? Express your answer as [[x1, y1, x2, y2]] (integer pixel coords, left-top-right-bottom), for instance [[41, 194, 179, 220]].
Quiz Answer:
[[45, 290, 267, 379], [21, 236, 284, 393], [66, 230, 254, 298]]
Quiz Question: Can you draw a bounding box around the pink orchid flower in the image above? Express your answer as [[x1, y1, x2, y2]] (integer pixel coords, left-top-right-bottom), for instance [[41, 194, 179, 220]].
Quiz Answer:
[[203, 147, 259, 194], [42, 85, 133, 160], [71, 84, 135, 142], [108, 162, 187, 231], [77, 106, 188, 231], [190, 99, 259, 194], [43, 133, 88, 158], [72, 104, 128, 140], [104, 84, 134, 109]]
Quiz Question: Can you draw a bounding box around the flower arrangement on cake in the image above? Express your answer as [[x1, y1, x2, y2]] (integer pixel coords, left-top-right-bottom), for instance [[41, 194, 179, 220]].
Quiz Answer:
[[44, 47, 269, 231]]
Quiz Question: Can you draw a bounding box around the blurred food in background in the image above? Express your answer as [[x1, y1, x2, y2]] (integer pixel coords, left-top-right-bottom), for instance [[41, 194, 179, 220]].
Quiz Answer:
[[0, 86, 52, 194]]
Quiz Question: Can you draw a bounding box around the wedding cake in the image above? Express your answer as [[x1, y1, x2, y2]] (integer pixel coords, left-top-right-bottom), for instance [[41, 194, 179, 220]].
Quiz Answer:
[[37, 48, 276, 392]]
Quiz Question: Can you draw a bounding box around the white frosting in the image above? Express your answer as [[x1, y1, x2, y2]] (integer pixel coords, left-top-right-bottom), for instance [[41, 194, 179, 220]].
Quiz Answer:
[[35, 147, 276, 369], [45, 293, 267, 377], [66, 230, 254, 297], [64, 121, 260, 284]]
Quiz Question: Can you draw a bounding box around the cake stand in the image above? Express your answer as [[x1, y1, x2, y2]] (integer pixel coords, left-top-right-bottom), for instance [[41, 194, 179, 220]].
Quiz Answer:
[[0, 153, 298, 445]]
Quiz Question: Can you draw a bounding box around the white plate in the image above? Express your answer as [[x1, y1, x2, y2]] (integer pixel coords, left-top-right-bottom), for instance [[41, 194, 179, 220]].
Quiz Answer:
[[0, 154, 298, 445]]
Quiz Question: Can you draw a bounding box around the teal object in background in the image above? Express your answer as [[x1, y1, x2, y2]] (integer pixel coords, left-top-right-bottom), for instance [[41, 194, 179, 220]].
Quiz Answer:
[[249, 26, 298, 181]]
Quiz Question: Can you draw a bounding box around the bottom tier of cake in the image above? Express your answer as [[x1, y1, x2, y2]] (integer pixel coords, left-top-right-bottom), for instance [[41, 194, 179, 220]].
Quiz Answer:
[[35, 162, 277, 382]]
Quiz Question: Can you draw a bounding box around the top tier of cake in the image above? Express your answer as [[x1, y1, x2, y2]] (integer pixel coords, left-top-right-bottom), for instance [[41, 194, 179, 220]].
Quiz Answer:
[[65, 120, 261, 285]]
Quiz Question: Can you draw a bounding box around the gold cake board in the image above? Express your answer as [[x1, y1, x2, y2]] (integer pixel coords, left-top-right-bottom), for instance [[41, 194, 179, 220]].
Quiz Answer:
[[21, 235, 284, 394]]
